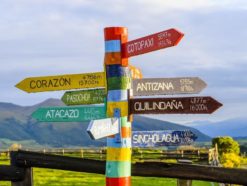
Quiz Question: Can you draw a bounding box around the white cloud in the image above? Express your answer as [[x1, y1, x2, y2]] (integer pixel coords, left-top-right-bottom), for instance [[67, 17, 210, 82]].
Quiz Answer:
[[0, 0, 247, 122]]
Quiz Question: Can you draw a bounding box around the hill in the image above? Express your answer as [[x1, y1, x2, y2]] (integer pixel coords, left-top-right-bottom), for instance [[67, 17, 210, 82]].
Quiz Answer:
[[0, 99, 210, 148], [188, 118, 247, 138]]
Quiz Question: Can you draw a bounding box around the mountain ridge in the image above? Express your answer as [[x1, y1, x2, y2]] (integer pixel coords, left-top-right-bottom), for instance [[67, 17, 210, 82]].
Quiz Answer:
[[0, 99, 211, 148], [188, 118, 247, 137]]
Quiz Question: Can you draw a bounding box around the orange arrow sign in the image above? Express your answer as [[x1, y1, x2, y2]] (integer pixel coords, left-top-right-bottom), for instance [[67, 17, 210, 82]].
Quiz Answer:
[[129, 65, 143, 79]]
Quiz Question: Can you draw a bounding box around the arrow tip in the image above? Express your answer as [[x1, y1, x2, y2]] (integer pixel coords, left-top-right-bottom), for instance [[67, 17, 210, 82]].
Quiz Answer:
[[15, 82, 22, 90], [87, 121, 97, 140], [87, 130, 96, 140], [15, 79, 31, 93], [171, 28, 185, 46], [31, 108, 43, 121], [31, 110, 38, 119], [61, 93, 67, 105], [210, 97, 223, 113], [195, 77, 207, 93]]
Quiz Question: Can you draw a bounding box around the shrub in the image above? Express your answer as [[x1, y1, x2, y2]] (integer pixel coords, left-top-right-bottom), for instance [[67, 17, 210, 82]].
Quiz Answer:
[[221, 153, 241, 168]]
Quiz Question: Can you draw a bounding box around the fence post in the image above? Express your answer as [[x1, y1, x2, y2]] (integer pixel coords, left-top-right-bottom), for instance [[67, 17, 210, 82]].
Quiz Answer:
[[140, 149, 143, 160], [177, 179, 192, 186], [10, 151, 33, 186], [177, 159, 192, 186], [100, 149, 102, 160], [7, 148, 10, 157], [80, 149, 84, 158]]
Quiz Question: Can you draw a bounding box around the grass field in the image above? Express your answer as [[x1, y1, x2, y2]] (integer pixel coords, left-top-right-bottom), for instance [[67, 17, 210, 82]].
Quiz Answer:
[[1, 168, 218, 186], [0, 155, 218, 186]]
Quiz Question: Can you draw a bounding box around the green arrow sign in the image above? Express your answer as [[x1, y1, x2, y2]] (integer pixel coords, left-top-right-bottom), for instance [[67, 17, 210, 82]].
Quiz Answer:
[[32, 106, 106, 122], [62, 89, 106, 106]]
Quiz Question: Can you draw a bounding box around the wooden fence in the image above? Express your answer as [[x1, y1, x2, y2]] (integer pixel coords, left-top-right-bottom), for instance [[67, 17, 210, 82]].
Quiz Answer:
[[0, 150, 247, 185], [0, 147, 210, 163]]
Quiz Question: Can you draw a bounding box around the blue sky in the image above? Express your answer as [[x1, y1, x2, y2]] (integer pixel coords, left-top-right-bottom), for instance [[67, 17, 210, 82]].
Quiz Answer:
[[0, 0, 247, 123]]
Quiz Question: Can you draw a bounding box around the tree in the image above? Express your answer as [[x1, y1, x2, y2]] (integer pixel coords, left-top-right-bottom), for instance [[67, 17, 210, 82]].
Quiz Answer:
[[9, 143, 22, 151], [212, 136, 240, 155], [212, 136, 241, 168]]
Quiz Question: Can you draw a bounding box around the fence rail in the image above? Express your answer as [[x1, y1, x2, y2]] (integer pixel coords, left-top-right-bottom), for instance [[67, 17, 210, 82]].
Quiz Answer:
[[1, 148, 209, 162], [0, 150, 246, 185]]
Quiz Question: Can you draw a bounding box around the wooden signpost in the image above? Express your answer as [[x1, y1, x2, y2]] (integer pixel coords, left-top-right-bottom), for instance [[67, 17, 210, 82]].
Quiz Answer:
[[104, 27, 132, 186], [32, 106, 106, 122], [16, 26, 223, 186], [15, 72, 105, 93], [129, 96, 222, 114], [62, 88, 106, 105], [132, 130, 197, 147], [87, 118, 119, 140], [132, 77, 206, 96]]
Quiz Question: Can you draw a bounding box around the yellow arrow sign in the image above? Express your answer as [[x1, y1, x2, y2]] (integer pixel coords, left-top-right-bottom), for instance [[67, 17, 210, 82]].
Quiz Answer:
[[16, 72, 106, 93]]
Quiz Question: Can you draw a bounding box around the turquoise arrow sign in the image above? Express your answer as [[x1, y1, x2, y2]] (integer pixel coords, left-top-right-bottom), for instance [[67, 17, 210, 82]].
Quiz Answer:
[[32, 106, 106, 122]]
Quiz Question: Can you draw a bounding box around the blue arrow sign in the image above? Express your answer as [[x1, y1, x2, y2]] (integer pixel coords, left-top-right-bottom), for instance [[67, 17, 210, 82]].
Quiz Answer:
[[132, 130, 197, 148]]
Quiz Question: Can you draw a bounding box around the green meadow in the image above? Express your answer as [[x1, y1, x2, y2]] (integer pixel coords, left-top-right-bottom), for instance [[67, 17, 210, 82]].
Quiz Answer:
[[1, 168, 218, 186]]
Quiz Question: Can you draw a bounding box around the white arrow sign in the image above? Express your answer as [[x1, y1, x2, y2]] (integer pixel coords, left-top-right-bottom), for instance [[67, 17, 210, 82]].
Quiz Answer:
[[87, 118, 119, 140]]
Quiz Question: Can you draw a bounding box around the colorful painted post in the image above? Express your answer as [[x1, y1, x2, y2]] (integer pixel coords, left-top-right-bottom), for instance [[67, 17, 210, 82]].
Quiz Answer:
[[104, 27, 132, 186]]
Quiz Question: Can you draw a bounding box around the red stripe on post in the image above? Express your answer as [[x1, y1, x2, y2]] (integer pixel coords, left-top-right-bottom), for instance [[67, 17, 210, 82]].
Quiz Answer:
[[104, 27, 129, 66], [106, 177, 131, 186], [104, 27, 128, 42]]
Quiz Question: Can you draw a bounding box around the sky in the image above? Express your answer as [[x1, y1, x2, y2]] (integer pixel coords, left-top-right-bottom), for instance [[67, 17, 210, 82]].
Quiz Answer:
[[0, 0, 247, 123]]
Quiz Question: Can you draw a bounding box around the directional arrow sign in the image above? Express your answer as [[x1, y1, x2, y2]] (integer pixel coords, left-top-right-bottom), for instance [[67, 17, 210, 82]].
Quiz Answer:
[[129, 96, 222, 114], [32, 106, 106, 122], [16, 72, 105, 93], [132, 130, 197, 147], [87, 118, 119, 140], [62, 88, 106, 106], [132, 77, 207, 96], [129, 65, 143, 79], [122, 28, 184, 58]]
